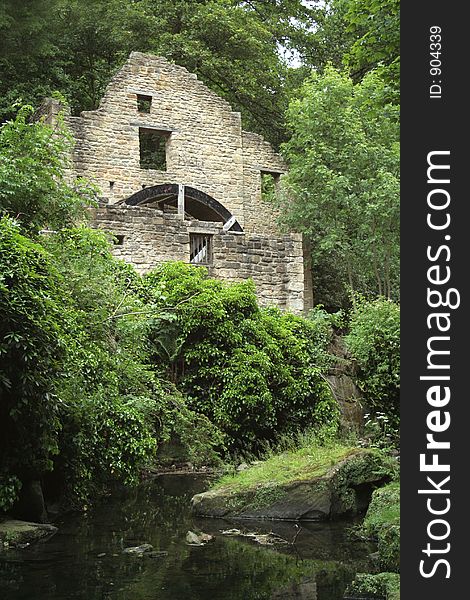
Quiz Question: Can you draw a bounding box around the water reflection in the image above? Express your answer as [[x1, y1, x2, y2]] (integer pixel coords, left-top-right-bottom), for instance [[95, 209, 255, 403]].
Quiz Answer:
[[0, 475, 374, 600]]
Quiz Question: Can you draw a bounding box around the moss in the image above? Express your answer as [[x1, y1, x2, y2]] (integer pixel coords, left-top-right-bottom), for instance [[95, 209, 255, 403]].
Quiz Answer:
[[360, 482, 400, 572], [214, 444, 359, 493], [193, 446, 398, 521], [346, 572, 400, 600]]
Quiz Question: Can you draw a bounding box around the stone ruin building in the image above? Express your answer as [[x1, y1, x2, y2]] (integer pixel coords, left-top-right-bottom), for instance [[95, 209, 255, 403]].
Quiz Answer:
[[42, 52, 313, 314]]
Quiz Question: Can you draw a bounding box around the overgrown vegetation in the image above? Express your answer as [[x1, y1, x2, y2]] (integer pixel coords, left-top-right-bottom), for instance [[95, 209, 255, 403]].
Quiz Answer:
[[345, 296, 400, 441], [0, 108, 342, 511], [1, 16, 400, 595], [359, 481, 400, 572], [143, 262, 337, 452], [346, 572, 400, 600]]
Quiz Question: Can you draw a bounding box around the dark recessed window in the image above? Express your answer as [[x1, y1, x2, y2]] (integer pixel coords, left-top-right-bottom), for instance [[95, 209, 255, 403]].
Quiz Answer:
[[139, 128, 169, 170], [114, 234, 125, 246], [137, 94, 152, 113], [190, 233, 213, 265]]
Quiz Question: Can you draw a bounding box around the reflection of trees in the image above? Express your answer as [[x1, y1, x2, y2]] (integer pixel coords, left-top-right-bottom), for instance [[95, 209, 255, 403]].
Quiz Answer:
[[0, 476, 373, 600]]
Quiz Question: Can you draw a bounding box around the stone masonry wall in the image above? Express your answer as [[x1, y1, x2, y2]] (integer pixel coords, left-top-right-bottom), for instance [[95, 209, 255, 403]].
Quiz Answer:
[[63, 52, 286, 235], [91, 205, 307, 314], [39, 52, 312, 313]]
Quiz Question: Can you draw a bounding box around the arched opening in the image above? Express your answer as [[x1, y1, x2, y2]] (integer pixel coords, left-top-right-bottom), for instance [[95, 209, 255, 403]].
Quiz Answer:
[[123, 184, 243, 232]]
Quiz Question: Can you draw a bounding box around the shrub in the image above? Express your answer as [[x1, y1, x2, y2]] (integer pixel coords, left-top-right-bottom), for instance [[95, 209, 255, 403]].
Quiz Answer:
[[346, 572, 400, 600], [360, 481, 400, 572], [0, 105, 94, 232], [143, 262, 338, 452], [54, 394, 157, 507], [345, 295, 400, 430], [0, 216, 66, 510]]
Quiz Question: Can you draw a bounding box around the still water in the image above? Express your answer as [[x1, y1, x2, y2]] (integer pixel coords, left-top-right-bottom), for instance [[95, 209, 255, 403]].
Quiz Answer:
[[0, 475, 375, 600]]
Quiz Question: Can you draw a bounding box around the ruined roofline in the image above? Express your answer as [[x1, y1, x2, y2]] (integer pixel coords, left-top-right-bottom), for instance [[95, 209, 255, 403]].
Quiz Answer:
[[74, 52, 241, 126]]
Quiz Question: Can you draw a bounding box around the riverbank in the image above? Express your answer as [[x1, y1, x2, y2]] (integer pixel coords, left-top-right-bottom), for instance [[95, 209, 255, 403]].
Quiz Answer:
[[345, 481, 400, 599], [191, 444, 398, 521]]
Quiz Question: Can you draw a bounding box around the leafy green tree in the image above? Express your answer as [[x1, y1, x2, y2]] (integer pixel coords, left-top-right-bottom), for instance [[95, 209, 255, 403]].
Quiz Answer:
[[143, 262, 337, 452], [0, 0, 59, 119], [0, 0, 319, 147], [0, 217, 65, 510], [280, 66, 399, 308], [0, 105, 93, 232], [345, 296, 400, 431], [343, 0, 400, 86]]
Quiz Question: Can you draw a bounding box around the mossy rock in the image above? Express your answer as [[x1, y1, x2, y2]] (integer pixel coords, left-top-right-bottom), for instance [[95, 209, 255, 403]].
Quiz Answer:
[[360, 482, 400, 572], [0, 520, 58, 548], [344, 572, 400, 600], [192, 449, 396, 521]]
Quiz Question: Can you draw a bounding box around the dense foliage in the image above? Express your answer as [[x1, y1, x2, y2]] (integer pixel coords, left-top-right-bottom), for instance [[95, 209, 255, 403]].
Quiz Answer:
[[143, 262, 338, 452], [0, 0, 401, 513], [0, 217, 64, 510], [280, 67, 399, 309], [345, 296, 400, 432], [0, 106, 93, 232]]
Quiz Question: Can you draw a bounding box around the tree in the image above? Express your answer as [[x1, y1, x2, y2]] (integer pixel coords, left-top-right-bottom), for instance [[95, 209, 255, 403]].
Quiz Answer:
[[343, 0, 400, 85], [0, 217, 65, 510], [303, 0, 399, 102], [0, 0, 319, 148], [0, 105, 94, 232], [280, 66, 399, 309]]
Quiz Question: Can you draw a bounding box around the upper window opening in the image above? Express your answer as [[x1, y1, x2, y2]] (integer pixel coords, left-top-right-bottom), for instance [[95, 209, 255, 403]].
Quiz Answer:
[[139, 128, 169, 170], [137, 94, 152, 113], [190, 233, 213, 266], [261, 171, 281, 203]]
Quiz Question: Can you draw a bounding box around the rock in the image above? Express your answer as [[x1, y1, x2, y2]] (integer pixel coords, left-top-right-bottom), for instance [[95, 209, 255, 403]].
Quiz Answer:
[[185, 530, 214, 546], [237, 463, 249, 472], [145, 550, 169, 559], [191, 450, 395, 521], [0, 520, 58, 548], [122, 543, 154, 555], [220, 528, 287, 546], [220, 528, 242, 536], [12, 480, 48, 523]]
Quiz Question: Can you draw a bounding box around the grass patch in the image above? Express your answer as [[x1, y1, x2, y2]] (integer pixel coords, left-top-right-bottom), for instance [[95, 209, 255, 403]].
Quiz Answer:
[[346, 572, 400, 600], [214, 443, 360, 493]]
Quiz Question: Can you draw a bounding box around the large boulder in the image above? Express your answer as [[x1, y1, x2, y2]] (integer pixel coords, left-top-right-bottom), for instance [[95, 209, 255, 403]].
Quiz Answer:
[[0, 520, 57, 548], [192, 450, 396, 521]]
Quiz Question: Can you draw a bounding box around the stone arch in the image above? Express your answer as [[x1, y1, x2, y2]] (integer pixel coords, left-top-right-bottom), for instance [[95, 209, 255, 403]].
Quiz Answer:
[[124, 184, 243, 232]]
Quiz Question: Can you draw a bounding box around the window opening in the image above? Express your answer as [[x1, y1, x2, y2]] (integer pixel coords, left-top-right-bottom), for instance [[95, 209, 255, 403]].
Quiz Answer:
[[190, 233, 213, 265], [137, 94, 152, 113], [261, 171, 280, 202], [139, 128, 169, 170], [114, 234, 125, 246]]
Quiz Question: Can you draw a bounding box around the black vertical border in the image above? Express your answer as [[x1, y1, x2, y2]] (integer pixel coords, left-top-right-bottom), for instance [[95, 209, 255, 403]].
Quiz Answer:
[[401, 3, 467, 597]]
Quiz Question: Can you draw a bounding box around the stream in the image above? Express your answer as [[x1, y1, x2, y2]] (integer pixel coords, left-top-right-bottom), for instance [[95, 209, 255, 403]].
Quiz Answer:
[[0, 474, 375, 600]]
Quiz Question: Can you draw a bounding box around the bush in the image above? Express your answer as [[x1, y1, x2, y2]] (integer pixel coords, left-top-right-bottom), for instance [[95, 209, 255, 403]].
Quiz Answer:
[[42, 230, 224, 505], [360, 481, 400, 573], [143, 262, 338, 452], [0, 105, 94, 232], [345, 296, 400, 431], [53, 394, 157, 507], [0, 216, 66, 510], [346, 572, 400, 600]]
